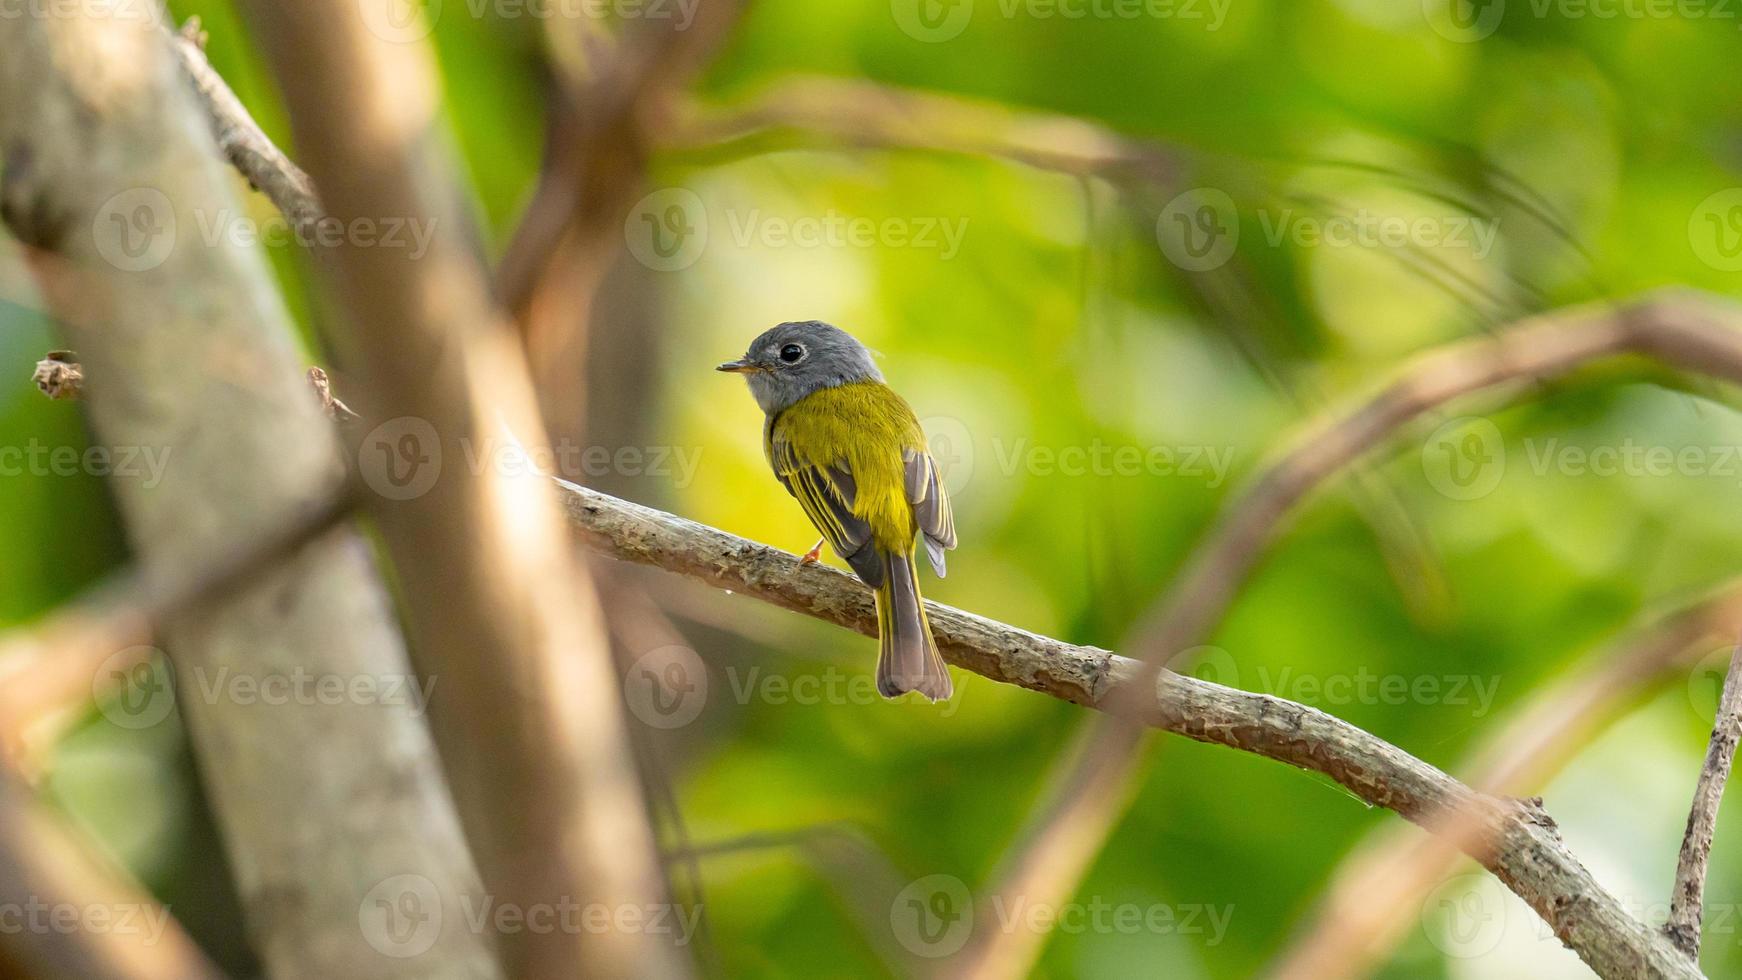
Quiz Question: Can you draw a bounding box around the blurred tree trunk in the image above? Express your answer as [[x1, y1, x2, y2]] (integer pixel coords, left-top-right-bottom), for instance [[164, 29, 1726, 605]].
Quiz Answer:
[[0, 11, 494, 979]]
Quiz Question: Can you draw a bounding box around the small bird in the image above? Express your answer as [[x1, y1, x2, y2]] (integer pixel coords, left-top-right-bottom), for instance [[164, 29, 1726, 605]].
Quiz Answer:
[[718, 321, 956, 701]]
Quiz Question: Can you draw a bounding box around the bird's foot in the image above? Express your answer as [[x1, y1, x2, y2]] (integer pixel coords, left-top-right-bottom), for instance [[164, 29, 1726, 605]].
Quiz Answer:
[[800, 539, 825, 565]]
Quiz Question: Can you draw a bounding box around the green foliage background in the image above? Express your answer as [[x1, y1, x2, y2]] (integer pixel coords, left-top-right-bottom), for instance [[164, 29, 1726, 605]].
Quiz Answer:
[[2, 0, 1741, 976]]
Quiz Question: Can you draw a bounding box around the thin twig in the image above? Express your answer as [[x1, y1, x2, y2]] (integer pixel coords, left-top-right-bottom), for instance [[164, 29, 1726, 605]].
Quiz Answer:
[[169, 18, 324, 238], [1666, 639, 1742, 959]]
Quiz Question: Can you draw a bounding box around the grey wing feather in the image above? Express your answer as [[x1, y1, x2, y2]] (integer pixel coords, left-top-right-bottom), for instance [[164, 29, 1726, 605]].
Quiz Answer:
[[903, 448, 956, 577]]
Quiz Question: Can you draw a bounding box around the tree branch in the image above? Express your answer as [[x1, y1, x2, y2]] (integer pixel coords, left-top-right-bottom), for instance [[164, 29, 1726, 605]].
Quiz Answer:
[[235, 2, 686, 976], [0, 764, 222, 980], [1666, 639, 1742, 959], [1274, 581, 1742, 979], [553, 477, 1698, 978]]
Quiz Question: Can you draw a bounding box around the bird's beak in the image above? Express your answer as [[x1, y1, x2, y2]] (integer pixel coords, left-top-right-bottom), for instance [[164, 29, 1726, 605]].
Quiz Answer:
[[716, 359, 759, 374]]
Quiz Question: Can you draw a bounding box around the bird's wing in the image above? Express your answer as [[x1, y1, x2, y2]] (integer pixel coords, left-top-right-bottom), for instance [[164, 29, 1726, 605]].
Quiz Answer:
[[767, 417, 884, 587], [904, 447, 956, 577]]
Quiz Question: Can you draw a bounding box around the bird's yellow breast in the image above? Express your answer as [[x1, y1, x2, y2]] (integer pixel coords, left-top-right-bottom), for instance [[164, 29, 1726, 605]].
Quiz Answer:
[[767, 380, 927, 551]]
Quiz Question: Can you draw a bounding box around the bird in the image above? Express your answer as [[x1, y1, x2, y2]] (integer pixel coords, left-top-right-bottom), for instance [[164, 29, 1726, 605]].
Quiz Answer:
[[718, 321, 956, 701]]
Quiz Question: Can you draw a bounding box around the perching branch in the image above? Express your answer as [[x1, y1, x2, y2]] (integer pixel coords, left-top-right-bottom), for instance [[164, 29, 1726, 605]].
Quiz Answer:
[[1666, 639, 1742, 959], [553, 477, 1698, 978]]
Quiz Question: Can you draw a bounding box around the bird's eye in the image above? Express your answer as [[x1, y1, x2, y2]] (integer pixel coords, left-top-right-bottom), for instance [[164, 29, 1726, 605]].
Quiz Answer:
[[779, 343, 805, 363]]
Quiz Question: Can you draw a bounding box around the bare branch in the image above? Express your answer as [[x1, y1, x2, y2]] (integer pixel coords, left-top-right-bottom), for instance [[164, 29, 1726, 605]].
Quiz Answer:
[[1666, 639, 1742, 959], [0, 765, 222, 980], [235, 1, 686, 975], [0, 494, 349, 775], [554, 476, 1699, 979], [1273, 581, 1742, 980], [170, 18, 324, 239], [664, 75, 1181, 185]]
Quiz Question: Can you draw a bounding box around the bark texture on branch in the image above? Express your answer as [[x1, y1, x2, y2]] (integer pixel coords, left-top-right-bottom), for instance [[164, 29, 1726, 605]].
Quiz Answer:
[[555, 476, 1699, 978], [0, 9, 492, 978]]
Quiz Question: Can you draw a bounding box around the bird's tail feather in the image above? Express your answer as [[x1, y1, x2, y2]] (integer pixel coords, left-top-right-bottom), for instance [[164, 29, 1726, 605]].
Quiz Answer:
[[874, 549, 952, 701]]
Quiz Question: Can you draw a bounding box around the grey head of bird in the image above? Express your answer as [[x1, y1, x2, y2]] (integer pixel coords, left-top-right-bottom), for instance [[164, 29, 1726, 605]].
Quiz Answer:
[[716, 320, 885, 416]]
